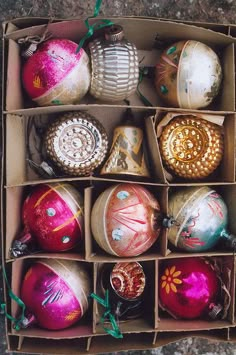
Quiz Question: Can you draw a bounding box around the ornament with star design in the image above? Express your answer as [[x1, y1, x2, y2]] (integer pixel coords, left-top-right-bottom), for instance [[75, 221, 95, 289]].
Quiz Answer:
[[159, 257, 221, 320]]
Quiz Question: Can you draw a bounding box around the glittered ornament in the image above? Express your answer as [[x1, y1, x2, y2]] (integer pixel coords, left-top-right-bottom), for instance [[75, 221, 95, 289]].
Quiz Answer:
[[155, 40, 222, 109], [11, 183, 84, 256], [167, 186, 236, 252], [20, 259, 91, 330], [91, 183, 161, 257], [22, 39, 91, 106], [159, 257, 221, 319], [89, 25, 139, 101], [45, 111, 108, 176], [159, 115, 224, 179]]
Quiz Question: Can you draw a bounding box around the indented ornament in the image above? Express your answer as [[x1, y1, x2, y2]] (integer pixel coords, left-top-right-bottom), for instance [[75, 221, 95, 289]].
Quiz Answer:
[[100, 109, 150, 178], [89, 25, 139, 101], [20, 259, 91, 330], [159, 258, 222, 320], [155, 40, 222, 109], [159, 115, 224, 179], [10, 183, 84, 256], [99, 262, 146, 320], [22, 38, 91, 106], [167, 186, 236, 252], [91, 183, 161, 257], [45, 111, 108, 176], [110, 262, 146, 300]]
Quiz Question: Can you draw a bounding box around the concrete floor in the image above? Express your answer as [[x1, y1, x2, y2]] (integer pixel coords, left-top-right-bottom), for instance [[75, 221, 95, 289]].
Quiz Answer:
[[1, 0, 236, 354]]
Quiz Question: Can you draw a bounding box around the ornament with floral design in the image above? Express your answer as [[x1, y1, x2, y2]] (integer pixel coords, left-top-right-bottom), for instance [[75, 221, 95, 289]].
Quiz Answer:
[[159, 257, 222, 320]]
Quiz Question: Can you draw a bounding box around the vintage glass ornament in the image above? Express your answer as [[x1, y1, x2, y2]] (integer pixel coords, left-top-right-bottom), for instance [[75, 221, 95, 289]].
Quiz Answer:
[[89, 25, 139, 101], [167, 186, 236, 252], [155, 40, 222, 109], [22, 38, 91, 106], [45, 111, 108, 176], [159, 257, 222, 319], [100, 109, 150, 178], [100, 262, 146, 320], [11, 183, 84, 256], [91, 183, 161, 257], [20, 259, 91, 330], [159, 115, 224, 179]]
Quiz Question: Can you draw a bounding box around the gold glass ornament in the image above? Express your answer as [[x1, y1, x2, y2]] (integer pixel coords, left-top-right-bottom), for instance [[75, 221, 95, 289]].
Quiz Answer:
[[45, 111, 108, 176], [159, 115, 224, 179]]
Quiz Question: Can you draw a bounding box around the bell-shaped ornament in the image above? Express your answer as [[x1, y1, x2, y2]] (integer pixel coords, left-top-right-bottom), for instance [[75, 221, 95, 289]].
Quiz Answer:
[[100, 109, 150, 178], [89, 25, 139, 102], [166, 186, 236, 252]]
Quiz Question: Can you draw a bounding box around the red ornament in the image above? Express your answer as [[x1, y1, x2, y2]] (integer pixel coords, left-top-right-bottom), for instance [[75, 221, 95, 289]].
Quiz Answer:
[[22, 39, 90, 106], [159, 257, 220, 319], [12, 183, 84, 254]]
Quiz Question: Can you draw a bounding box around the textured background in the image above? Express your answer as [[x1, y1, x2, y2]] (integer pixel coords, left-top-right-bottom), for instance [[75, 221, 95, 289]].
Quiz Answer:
[[1, 0, 236, 354]]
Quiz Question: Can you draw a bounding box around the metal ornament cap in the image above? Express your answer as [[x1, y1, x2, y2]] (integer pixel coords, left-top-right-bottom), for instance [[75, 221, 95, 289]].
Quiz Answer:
[[21, 259, 91, 330], [155, 40, 222, 109], [159, 115, 224, 179], [91, 183, 162, 257], [45, 111, 108, 176], [89, 25, 139, 102]]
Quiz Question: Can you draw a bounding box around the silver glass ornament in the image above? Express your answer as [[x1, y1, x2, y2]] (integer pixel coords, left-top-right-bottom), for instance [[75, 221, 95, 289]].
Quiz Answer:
[[89, 25, 139, 102]]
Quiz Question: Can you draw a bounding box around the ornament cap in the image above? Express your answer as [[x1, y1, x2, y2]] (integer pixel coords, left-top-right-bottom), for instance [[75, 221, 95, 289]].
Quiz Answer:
[[10, 233, 34, 258], [208, 303, 223, 319], [221, 230, 236, 250], [18, 313, 37, 329], [105, 25, 124, 42]]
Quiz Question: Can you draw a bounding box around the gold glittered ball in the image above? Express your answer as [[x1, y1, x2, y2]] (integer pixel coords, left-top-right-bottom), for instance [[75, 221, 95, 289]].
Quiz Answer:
[[159, 116, 224, 179], [45, 111, 108, 176]]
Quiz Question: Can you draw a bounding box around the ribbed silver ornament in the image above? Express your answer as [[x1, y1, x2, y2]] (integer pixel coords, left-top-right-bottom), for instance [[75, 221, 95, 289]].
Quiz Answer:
[[89, 25, 139, 102]]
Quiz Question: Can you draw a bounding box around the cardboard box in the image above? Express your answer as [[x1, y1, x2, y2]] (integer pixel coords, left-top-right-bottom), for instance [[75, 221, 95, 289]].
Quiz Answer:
[[2, 16, 236, 354]]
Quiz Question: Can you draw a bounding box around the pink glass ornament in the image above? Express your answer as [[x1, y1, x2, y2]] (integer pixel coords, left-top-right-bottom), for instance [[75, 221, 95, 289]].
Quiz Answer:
[[22, 39, 91, 106], [12, 183, 84, 255], [159, 257, 221, 320], [21, 259, 91, 330], [91, 183, 161, 257]]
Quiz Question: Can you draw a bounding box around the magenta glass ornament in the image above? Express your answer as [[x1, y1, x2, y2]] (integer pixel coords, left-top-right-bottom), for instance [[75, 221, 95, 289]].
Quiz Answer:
[[22, 39, 91, 106], [159, 257, 221, 320], [11, 183, 84, 256], [21, 259, 91, 330]]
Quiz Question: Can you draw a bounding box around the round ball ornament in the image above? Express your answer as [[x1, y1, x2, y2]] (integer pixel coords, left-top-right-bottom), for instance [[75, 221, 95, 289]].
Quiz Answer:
[[159, 257, 221, 320], [22, 39, 91, 106], [20, 259, 91, 330], [167, 186, 236, 252], [91, 183, 162, 257], [89, 25, 139, 102], [45, 111, 108, 176], [155, 40, 222, 109], [159, 115, 224, 179], [11, 183, 84, 256]]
